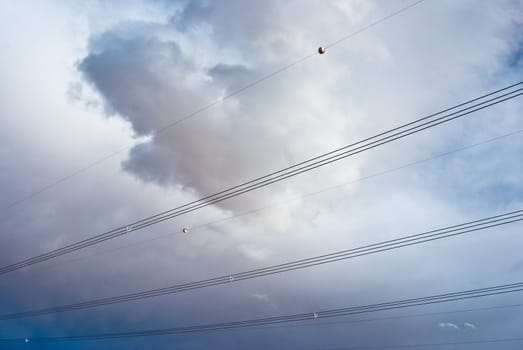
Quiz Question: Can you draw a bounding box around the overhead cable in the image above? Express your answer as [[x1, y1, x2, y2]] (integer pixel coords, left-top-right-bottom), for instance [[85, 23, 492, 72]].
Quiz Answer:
[[0, 82, 521, 275], [3, 280, 523, 343], [313, 336, 523, 350], [2, 209, 521, 320], [36, 128, 523, 271], [0, 0, 426, 215]]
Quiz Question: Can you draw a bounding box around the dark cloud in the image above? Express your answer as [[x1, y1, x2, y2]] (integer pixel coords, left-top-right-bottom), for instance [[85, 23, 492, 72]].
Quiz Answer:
[[77, 5, 358, 210], [79, 32, 195, 135], [1, 1, 523, 349]]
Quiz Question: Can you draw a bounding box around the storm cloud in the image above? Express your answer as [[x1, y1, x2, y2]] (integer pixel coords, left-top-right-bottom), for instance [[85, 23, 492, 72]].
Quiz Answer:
[[1, 1, 523, 349]]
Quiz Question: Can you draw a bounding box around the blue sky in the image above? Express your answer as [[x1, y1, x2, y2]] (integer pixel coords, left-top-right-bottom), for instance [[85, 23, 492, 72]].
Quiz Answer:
[[1, 0, 523, 349]]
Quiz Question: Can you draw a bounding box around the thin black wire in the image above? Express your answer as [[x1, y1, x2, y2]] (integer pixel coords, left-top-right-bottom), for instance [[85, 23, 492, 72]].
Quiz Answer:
[[39, 128, 522, 271], [1, 210, 521, 320], [6, 214, 523, 317], [126, 87, 523, 233], [3, 281, 523, 343], [66, 86, 523, 233], [126, 83, 523, 231], [325, 0, 427, 49], [315, 337, 523, 350], [0, 0, 427, 216], [229, 302, 523, 332], [1, 92, 522, 273], [1, 83, 522, 276], [191, 128, 523, 229]]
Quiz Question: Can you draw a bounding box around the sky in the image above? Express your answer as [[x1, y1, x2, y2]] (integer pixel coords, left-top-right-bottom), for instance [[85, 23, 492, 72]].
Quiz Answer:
[[1, 0, 523, 348]]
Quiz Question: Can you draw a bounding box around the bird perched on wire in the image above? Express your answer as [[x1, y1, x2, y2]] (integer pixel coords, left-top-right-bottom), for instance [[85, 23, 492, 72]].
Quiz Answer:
[[182, 227, 189, 234], [318, 46, 326, 54]]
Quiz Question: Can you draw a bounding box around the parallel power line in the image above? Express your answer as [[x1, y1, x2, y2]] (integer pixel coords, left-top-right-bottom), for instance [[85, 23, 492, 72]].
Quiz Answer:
[[0, 0, 427, 215], [34, 128, 523, 272], [1, 82, 522, 276], [3, 281, 523, 343], [2, 209, 521, 320], [314, 337, 523, 350], [227, 302, 523, 332]]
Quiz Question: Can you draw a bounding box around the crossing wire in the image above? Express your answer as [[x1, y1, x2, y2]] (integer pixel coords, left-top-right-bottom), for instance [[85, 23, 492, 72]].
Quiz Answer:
[[33, 128, 523, 272], [0, 0, 427, 215], [0, 83, 522, 276], [0, 81, 523, 275], [0, 83, 522, 275], [1, 209, 521, 320]]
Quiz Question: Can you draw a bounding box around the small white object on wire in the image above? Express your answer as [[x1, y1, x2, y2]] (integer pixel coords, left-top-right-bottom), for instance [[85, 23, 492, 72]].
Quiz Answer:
[[126, 226, 132, 233], [229, 276, 235, 282], [25, 338, 29, 343], [313, 312, 319, 319]]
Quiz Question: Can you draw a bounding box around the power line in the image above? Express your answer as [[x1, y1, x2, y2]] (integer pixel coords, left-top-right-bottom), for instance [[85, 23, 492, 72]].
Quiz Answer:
[[2, 280, 523, 343], [325, 1, 427, 49], [36, 128, 523, 272], [1, 82, 522, 276], [228, 302, 523, 332], [2, 209, 521, 320], [0, 0, 427, 216], [315, 337, 523, 350]]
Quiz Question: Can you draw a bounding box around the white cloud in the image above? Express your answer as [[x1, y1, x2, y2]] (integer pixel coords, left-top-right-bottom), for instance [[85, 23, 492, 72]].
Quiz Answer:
[[438, 321, 477, 331], [251, 293, 270, 302], [0, 1, 522, 349], [438, 322, 460, 330], [238, 244, 271, 262], [463, 322, 477, 329]]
